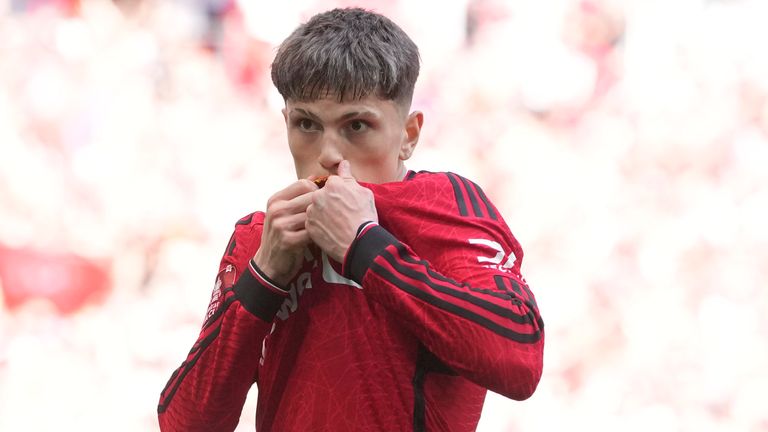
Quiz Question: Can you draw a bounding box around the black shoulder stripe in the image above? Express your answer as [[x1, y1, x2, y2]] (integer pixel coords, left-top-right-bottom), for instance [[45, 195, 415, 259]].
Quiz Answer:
[[445, 173, 469, 216], [157, 324, 222, 413], [406, 170, 418, 180], [396, 250, 511, 301], [236, 213, 253, 226], [470, 285, 512, 300], [381, 250, 533, 325], [445, 172, 496, 219], [394, 248, 543, 329], [202, 289, 236, 330], [458, 175, 484, 218], [225, 232, 237, 256], [472, 181, 498, 220], [505, 276, 538, 309], [372, 260, 541, 343], [518, 281, 538, 309], [495, 275, 540, 319], [159, 364, 182, 397], [494, 275, 521, 295]]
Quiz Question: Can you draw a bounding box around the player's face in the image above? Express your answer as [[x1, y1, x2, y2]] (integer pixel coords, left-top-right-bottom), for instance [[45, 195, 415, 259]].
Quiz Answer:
[[283, 95, 423, 184]]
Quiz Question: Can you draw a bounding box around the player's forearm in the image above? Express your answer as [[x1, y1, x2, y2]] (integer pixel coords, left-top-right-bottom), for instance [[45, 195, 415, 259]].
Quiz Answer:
[[344, 224, 544, 400], [158, 263, 288, 431]]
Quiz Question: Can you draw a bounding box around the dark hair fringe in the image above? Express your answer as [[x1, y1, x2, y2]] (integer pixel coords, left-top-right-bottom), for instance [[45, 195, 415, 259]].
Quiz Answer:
[[271, 8, 420, 105]]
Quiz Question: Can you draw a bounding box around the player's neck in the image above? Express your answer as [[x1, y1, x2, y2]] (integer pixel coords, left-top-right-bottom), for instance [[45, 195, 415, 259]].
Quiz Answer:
[[396, 164, 408, 181]]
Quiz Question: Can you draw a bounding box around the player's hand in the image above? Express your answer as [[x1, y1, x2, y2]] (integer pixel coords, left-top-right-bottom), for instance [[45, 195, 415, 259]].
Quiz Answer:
[[306, 160, 379, 263], [253, 179, 318, 286]]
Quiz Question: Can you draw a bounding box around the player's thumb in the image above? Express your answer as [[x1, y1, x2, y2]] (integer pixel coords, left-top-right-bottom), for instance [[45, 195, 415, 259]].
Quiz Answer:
[[338, 160, 354, 179]]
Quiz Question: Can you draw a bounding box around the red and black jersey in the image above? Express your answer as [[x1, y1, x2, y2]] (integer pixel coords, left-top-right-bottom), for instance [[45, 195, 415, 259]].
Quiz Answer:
[[158, 171, 544, 431]]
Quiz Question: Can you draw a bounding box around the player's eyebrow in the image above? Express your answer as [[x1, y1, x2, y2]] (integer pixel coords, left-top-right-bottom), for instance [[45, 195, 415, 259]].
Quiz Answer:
[[292, 108, 380, 122], [292, 108, 322, 122], [339, 110, 379, 121]]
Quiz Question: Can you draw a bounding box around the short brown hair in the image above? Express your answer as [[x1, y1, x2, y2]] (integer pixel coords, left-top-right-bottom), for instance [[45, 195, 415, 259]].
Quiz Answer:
[[271, 8, 420, 107]]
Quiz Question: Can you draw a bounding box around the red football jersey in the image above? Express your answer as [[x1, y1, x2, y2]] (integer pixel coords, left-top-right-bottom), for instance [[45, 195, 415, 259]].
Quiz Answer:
[[158, 171, 544, 431]]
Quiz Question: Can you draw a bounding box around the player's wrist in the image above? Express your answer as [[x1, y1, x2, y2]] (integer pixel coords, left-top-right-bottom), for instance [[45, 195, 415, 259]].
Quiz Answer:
[[234, 260, 289, 322], [248, 259, 289, 294], [341, 220, 388, 283], [252, 253, 292, 287]]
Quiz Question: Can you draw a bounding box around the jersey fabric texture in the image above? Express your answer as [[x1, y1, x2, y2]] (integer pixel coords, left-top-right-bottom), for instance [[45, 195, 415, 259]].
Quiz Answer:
[[157, 171, 544, 432]]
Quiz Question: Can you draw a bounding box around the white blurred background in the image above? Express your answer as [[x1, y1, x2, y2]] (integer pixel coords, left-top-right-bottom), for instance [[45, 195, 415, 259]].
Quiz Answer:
[[1, 0, 766, 430]]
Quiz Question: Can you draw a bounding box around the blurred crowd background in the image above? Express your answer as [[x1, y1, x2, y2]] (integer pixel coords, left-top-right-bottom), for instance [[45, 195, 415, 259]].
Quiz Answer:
[[1, 0, 766, 430]]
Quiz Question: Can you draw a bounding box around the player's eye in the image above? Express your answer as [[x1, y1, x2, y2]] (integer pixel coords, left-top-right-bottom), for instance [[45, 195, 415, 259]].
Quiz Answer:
[[347, 120, 369, 133], [297, 118, 319, 132]]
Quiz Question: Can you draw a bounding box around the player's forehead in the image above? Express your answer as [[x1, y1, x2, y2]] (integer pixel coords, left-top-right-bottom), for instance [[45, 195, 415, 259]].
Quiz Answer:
[[285, 94, 403, 120]]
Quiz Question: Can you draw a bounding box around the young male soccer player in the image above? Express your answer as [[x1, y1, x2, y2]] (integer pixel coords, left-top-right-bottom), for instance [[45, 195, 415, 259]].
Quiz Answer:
[[158, 8, 544, 431]]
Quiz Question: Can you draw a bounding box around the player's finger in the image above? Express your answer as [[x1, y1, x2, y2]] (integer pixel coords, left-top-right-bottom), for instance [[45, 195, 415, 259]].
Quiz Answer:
[[269, 179, 318, 205], [283, 190, 316, 213], [267, 192, 315, 219], [272, 211, 307, 232], [337, 160, 353, 179], [284, 229, 312, 248]]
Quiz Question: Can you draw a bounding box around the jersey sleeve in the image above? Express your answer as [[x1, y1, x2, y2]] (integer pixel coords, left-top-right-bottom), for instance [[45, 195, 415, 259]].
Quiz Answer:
[[349, 173, 544, 400], [157, 213, 287, 431]]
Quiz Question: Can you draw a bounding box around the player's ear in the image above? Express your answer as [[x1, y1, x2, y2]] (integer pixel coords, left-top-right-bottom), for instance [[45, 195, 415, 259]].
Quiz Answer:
[[400, 110, 423, 161], [281, 107, 288, 124]]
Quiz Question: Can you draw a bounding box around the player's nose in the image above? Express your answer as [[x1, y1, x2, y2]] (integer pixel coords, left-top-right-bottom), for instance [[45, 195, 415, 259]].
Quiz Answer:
[[317, 133, 343, 172]]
